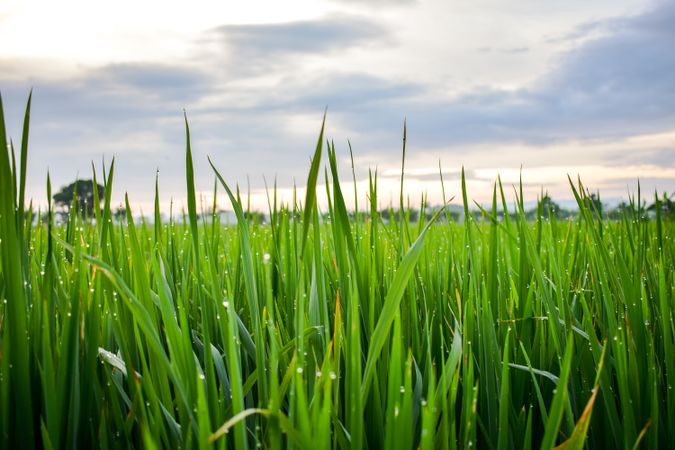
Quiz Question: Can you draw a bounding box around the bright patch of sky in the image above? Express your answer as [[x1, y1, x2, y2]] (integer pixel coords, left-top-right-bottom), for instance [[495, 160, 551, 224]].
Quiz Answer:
[[1, 0, 672, 213]]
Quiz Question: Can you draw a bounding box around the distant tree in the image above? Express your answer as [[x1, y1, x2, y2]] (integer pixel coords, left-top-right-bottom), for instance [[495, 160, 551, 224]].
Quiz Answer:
[[53, 179, 104, 217], [243, 211, 266, 224], [607, 201, 632, 220], [525, 194, 570, 220], [380, 208, 419, 222], [647, 192, 675, 219], [113, 206, 127, 221], [537, 194, 562, 219], [584, 192, 603, 219]]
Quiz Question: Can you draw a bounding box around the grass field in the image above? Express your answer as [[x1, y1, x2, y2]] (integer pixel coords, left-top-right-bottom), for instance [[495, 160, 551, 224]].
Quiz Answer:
[[1, 95, 673, 449]]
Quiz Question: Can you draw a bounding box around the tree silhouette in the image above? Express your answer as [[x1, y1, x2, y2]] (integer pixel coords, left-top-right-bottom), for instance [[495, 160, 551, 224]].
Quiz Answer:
[[53, 179, 104, 217], [537, 194, 562, 219], [525, 194, 570, 220], [607, 201, 632, 220], [113, 206, 127, 221], [648, 192, 675, 219], [584, 192, 603, 219]]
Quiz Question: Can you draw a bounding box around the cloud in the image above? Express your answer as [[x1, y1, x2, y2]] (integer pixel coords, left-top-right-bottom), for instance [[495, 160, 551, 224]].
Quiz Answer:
[[270, 72, 420, 110], [192, 15, 391, 80], [209, 15, 387, 59], [90, 63, 212, 98], [476, 46, 530, 54], [0, 62, 217, 206], [330, 0, 416, 5], [414, 1, 675, 144], [1, 62, 213, 126], [3, 3, 675, 210], [185, 1, 675, 172], [274, 0, 674, 166]]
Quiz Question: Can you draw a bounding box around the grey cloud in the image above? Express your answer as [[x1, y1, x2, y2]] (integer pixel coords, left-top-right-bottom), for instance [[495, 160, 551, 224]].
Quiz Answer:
[[602, 146, 675, 169], [272, 73, 420, 110], [544, 19, 606, 45], [216, 1, 675, 157], [227, 1, 675, 180], [2, 63, 212, 125], [324, 1, 675, 152], [198, 16, 390, 79], [0, 62, 217, 204], [89, 63, 211, 97], [211, 16, 387, 56], [1, 62, 364, 204]]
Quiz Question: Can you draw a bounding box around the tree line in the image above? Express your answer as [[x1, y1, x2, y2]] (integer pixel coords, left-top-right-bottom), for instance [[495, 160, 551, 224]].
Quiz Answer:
[[51, 179, 675, 222]]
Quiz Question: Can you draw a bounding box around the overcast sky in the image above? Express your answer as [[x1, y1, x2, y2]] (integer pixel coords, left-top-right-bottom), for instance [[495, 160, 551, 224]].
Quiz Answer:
[[1, 0, 673, 212]]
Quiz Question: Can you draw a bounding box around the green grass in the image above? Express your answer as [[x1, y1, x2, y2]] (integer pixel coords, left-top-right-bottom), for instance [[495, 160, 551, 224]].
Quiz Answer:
[[0, 95, 673, 449]]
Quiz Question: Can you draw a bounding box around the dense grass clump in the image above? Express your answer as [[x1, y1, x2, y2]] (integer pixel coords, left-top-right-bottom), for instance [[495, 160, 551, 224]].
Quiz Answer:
[[1, 95, 673, 449]]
